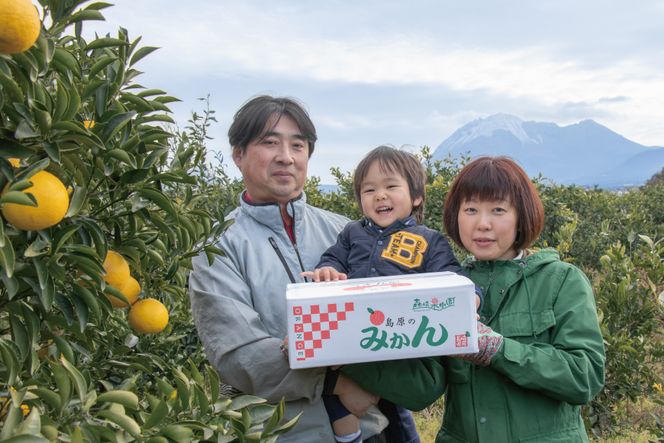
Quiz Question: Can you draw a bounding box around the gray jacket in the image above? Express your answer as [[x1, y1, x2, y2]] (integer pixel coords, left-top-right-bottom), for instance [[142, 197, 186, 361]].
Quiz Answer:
[[189, 192, 389, 442]]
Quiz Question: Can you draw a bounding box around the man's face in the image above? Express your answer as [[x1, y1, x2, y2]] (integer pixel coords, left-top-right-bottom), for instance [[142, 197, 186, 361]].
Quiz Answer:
[[233, 114, 310, 204]]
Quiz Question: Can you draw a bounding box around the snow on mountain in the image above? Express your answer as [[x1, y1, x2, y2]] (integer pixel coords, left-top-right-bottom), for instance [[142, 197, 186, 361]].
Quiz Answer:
[[432, 114, 664, 188]]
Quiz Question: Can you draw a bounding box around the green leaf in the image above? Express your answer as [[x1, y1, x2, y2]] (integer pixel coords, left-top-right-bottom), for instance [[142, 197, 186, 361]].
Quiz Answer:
[[230, 395, 267, 411], [0, 435, 49, 443], [33, 387, 62, 411], [65, 9, 105, 24], [161, 424, 193, 443], [101, 111, 136, 142], [60, 355, 88, 404], [51, 361, 72, 411], [143, 399, 168, 429], [96, 409, 141, 437], [52, 224, 82, 255], [129, 46, 159, 66], [85, 38, 130, 51], [0, 234, 16, 278], [62, 85, 81, 121], [88, 55, 116, 78], [106, 149, 136, 168], [138, 188, 178, 219], [0, 190, 37, 207], [53, 335, 75, 364], [9, 313, 29, 361], [0, 339, 20, 385], [72, 284, 101, 320], [65, 184, 87, 218], [0, 69, 24, 103], [70, 290, 89, 332], [53, 80, 69, 121], [16, 406, 43, 436], [52, 48, 80, 75], [97, 390, 139, 409]]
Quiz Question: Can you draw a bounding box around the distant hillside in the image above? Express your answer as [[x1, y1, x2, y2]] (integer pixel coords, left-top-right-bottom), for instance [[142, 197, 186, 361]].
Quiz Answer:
[[432, 114, 664, 187]]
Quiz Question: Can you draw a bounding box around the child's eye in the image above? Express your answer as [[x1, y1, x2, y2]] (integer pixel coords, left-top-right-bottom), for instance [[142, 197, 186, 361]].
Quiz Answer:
[[362, 188, 375, 194]]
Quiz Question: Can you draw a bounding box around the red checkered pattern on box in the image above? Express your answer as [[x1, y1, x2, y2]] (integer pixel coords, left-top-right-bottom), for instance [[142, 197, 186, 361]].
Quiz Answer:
[[292, 302, 355, 360]]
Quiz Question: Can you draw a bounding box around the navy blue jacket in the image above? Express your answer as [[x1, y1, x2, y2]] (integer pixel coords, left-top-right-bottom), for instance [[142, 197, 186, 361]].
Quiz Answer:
[[317, 216, 462, 278]]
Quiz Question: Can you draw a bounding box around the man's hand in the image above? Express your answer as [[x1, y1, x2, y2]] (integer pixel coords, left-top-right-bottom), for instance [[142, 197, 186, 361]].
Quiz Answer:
[[301, 267, 348, 282], [333, 373, 378, 416]]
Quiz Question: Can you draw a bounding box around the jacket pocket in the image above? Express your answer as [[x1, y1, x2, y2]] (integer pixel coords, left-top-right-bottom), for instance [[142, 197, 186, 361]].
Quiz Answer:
[[445, 359, 470, 383], [497, 309, 556, 339]]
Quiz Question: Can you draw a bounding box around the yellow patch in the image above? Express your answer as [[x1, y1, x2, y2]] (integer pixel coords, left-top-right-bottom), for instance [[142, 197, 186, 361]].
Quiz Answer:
[[381, 231, 428, 268]]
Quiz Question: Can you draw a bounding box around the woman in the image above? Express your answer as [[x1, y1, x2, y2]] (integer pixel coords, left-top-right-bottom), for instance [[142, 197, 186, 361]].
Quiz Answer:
[[343, 156, 605, 442]]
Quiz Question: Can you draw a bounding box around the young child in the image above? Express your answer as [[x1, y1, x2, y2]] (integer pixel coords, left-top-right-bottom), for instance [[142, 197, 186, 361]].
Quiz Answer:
[[307, 146, 481, 443]]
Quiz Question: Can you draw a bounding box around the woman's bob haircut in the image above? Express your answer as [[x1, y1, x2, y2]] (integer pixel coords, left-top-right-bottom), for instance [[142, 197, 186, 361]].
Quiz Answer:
[[443, 156, 544, 252]]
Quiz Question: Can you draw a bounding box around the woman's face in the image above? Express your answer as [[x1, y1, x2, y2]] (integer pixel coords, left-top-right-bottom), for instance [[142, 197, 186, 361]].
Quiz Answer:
[[458, 198, 519, 260]]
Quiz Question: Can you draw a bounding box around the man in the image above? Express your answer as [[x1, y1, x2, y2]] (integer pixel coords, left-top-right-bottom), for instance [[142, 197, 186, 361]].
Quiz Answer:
[[189, 96, 389, 442]]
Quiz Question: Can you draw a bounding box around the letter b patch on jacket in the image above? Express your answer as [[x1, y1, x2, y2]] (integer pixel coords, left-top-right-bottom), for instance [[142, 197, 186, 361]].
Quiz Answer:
[[381, 231, 428, 268]]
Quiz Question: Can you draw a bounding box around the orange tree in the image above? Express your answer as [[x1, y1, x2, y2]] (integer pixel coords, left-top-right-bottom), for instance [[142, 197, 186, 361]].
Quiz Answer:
[[1, 1, 297, 441]]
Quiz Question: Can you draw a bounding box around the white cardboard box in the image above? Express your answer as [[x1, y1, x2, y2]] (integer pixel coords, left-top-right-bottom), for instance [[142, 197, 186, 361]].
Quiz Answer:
[[286, 272, 478, 369]]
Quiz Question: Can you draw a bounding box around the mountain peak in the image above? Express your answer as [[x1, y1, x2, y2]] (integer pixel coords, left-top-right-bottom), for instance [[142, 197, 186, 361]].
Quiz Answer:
[[432, 115, 664, 187], [443, 113, 538, 148]]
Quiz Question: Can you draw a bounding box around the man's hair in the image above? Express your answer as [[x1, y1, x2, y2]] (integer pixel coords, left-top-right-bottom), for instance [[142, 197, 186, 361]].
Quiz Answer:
[[443, 156, 544, 251], [353, 145, 427, 223], [228, 95, 317, 157]]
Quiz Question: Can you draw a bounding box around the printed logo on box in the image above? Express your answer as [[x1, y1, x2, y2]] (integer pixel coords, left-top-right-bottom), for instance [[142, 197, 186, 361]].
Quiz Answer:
[[292, 303, 355, 361]]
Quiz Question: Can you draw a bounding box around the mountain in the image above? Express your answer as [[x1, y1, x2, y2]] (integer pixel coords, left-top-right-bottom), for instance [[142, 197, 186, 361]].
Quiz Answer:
[[432, 114, 664, 188]]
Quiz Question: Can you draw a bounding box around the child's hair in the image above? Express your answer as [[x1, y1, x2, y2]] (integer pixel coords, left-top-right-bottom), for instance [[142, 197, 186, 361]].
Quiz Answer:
[[353, 146, 427, 223], [443, 156, 544, 251]]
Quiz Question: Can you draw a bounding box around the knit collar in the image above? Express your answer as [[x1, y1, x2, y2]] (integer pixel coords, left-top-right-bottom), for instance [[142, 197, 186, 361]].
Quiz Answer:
[[362, 215, 418, 235]]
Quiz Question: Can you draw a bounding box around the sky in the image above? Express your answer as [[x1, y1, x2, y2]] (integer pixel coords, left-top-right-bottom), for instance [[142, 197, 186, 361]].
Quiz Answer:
[[83, 0, 664, 183]]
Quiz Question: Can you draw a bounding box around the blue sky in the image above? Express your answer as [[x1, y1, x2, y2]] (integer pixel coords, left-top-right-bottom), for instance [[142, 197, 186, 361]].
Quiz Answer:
[[84, 1, 664, 183]]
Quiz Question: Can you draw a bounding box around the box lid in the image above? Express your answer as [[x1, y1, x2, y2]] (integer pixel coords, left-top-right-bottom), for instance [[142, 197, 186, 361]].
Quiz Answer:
[[287, 271, 473, 300]]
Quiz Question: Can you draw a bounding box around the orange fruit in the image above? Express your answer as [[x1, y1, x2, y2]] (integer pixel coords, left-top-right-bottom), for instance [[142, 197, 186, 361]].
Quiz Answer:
[[1, 171, 69, 230], [106, 276, 141, 308], [0, 0, 41, 54], [102, 251, 130, 289], [128, 298, 169, 334]]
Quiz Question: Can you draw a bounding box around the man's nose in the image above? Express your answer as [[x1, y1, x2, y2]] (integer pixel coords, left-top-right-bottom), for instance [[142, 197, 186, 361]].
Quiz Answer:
[[274, 144, 295, 164]]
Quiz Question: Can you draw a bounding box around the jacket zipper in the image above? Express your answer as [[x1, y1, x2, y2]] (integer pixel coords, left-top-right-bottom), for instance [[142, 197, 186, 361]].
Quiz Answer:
[[268, 237, 297, 284], [289, 200, 309, 283]]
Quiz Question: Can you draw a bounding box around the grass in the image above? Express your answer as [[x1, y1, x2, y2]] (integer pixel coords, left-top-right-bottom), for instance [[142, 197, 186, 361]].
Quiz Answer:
[[411, 395, 664, 443]]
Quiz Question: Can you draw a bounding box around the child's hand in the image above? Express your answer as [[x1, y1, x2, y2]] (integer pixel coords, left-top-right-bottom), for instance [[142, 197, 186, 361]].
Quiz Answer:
[[301, 267, 348, 282]]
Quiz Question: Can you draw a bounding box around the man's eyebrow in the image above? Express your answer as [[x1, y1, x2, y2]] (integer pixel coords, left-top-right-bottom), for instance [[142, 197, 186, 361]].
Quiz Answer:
[[262, 131, 306, 140]]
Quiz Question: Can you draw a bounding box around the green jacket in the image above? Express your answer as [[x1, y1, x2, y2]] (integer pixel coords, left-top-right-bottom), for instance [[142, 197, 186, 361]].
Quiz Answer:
[[343, 249, 605, 442]]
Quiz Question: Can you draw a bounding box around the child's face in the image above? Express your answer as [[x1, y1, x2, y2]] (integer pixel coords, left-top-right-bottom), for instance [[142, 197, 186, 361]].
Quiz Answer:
[[457, 198, 518, 260], [359, 161, 422, 228]]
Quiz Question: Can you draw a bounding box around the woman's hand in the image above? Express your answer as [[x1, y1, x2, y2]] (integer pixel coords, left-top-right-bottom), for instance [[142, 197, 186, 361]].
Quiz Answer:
[[458, 322, 504, 366], [301, 267, 348, 282], [333, 373, 379, 416]]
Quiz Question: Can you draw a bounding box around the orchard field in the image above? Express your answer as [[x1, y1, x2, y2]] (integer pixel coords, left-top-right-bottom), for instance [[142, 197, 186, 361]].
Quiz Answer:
[[1, 1, 663, 442]]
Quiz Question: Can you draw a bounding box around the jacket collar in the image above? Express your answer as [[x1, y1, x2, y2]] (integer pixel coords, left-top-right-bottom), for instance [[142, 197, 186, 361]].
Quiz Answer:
[[463, 248, 559, 277], [362, 215, 418, 235], [239, 190, 307, 232]]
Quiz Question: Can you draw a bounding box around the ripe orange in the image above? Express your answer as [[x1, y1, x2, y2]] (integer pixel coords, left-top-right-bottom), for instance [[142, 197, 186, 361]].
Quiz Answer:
[[128, 298, 169, 334], [0, 0, 41, 54], [102, 251, 130, 290], [1, 171, 69, 231], [106, 276, 141, 308]]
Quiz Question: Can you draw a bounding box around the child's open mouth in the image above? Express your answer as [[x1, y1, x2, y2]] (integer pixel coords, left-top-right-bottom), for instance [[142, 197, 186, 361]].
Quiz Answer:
[[376, 206, 392, 214]]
